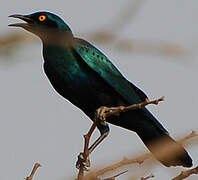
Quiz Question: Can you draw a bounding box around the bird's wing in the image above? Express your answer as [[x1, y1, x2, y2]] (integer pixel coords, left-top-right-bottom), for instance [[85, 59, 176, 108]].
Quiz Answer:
[[72, 38, 168, 133], [72, 38, 144, 104], [127, 80, 148, 102]]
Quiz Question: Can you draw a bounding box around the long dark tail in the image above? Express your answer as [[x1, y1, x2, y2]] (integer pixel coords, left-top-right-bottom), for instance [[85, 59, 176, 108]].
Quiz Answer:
[[137, 129, 192, 167], [134, 110, 193, 167], [110, 108, 193, 167]]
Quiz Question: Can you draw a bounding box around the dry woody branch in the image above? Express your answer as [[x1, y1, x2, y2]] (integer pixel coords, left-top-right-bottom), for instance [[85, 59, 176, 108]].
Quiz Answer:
[[25, 163, 41, 180], [84, 131, 198, 180], [140, 174, 154, 180], [77, 96, 164, 180], [172, 166, 198, 180]]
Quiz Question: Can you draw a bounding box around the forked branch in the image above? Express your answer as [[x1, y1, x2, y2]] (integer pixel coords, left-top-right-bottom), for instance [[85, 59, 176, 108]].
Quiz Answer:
[[77, 96, 164, 180]]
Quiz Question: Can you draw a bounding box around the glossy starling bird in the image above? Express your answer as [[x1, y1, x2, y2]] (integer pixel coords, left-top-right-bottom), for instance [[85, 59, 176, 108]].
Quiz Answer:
[[9, 11, 192, 167]]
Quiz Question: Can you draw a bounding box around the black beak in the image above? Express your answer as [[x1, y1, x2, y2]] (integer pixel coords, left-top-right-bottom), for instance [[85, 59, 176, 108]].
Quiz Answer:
[[8, 14, 34, 28]]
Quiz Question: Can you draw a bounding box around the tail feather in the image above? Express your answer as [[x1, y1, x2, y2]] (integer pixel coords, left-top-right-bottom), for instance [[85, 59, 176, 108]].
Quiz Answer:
[[137, 130, 193, 167], [108, 106, 193, 167]]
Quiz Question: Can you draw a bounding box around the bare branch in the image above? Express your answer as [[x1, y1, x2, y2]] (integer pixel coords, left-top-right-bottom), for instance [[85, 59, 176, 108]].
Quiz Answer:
[[77, 122, 97, 180], [25, 163, 41, 180], [99, 96, 164, 121], [140, 174, 154, 180], [77, 96, 164, 180], [84, 153, 151, 180], [172, 166, 198, 180], [85, 131, 198, 180], [102, 170, 128, 180]]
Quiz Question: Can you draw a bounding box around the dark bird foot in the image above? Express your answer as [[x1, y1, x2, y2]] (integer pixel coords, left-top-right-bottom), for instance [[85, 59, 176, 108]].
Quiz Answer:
[[95, 106, 110, 125], [76, 152, 91, 170], [95, 106, 124, 125]]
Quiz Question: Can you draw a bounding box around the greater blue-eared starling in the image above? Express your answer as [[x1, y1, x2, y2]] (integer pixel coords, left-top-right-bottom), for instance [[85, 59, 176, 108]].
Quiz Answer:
[[9, 11, 192, 167]]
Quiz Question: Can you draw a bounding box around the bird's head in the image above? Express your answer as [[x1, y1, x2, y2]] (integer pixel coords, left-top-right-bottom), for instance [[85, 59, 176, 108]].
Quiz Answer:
[[9, 11, 72, 42]]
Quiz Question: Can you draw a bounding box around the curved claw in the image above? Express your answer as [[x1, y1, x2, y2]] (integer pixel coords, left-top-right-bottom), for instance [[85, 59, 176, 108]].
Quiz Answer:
[[76, 152, 90, 170]]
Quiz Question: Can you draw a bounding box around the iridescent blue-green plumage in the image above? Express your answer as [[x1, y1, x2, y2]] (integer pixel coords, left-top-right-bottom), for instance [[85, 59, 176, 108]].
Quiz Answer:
[[9, 11, 192, 167]]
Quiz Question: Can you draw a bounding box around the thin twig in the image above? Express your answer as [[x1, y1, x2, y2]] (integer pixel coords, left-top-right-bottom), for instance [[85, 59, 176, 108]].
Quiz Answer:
[[172, 166, 198, 180], [85, 153, 151, 180], [140, 174, 154, 180], [25, 163, 41, 180], [103, 170, 128, 180], [100, 96, 165, 120], [84, 123, 98, 161], [77, 122, 97, 180]]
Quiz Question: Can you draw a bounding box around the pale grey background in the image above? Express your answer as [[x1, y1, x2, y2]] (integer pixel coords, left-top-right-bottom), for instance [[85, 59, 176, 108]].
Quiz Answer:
[[0, 0, 197, 179]]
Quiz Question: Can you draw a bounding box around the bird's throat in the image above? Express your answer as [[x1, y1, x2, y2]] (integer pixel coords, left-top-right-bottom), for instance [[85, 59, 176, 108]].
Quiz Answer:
[[40, 30, 73, 46]]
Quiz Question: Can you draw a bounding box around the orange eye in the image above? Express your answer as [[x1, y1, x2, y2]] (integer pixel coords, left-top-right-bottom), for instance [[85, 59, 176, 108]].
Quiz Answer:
[[39, 15, 46, 22]]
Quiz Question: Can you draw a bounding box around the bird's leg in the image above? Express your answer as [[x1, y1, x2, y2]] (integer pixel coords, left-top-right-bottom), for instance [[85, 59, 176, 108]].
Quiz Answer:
[[88, 131, 109, 154], [76, 106, 110, 171], [86, 96, 165, 154], [88, 106, 110, 154]]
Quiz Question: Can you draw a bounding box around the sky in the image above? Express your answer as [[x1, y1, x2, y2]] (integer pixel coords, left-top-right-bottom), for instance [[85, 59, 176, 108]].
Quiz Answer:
[[0, 0, 198, 180]]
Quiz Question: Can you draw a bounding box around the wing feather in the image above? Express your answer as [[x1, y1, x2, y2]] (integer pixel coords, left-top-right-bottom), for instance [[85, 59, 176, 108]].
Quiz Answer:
[[72, 38, 168, 133], [72, 38, 142, 104]]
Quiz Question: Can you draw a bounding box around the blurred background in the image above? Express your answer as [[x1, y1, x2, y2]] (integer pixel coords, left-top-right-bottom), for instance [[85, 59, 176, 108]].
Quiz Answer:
[[0, 0, 198, 179]]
